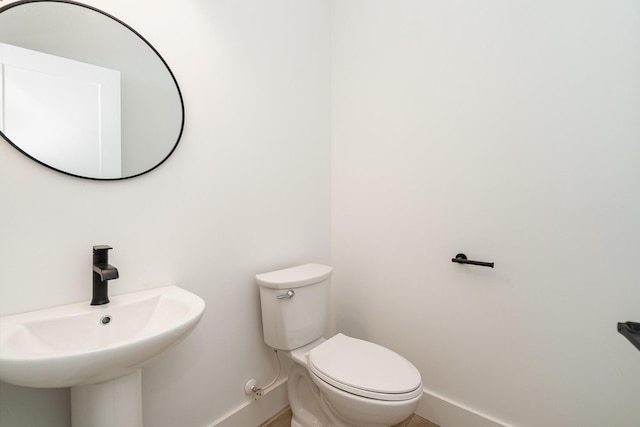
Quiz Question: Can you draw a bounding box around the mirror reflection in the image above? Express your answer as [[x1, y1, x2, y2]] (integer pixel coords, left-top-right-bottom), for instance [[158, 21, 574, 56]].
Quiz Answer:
[[0, 0, 184, 180]]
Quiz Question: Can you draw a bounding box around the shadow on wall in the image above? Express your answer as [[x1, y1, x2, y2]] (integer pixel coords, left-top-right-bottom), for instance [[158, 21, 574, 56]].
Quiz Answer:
[[334, 304, 370, 340]]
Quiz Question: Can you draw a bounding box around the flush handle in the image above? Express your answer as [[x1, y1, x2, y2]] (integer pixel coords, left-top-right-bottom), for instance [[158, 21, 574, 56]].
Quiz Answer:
[[276, 290, 295, 299]]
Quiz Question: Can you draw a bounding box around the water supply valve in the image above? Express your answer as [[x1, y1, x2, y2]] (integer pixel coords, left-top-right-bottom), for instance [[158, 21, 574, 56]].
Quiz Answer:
[[244, 379, 263, 399]]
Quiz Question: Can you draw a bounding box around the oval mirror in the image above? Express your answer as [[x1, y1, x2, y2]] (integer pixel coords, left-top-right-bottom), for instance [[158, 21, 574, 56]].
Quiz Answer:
[[0, 0, 184, 180]]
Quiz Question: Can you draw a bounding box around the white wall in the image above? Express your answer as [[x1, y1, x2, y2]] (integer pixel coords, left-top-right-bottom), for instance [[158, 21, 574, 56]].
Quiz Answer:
[[331, 1, 640, 426], [3, 1, 640, 426], [0, 1, 330, 426]]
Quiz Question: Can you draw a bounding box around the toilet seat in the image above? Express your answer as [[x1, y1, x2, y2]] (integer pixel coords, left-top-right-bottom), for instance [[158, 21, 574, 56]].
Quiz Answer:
[[308, 334, 422, 401]]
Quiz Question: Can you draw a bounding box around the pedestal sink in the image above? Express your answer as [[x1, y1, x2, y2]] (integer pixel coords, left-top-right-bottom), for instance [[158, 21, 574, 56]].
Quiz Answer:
[[0, 285, 205, 427]]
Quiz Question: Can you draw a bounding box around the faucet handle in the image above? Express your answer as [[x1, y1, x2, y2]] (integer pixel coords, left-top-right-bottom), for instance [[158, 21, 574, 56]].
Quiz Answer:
[[93, 245, 113, 265]]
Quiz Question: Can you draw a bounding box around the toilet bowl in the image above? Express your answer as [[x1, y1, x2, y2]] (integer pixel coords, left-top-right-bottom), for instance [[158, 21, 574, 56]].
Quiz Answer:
[[290, 334, 422, 426], [256, 264, 423, 427]]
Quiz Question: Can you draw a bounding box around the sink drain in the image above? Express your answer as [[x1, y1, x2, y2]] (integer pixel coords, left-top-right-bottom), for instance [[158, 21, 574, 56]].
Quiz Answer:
[[100, 315, 112, 325]]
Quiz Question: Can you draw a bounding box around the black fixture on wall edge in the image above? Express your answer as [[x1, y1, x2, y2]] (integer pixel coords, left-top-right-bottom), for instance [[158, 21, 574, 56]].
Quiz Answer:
[[452, 253, 494, 268], [617, 321, 640, 353]]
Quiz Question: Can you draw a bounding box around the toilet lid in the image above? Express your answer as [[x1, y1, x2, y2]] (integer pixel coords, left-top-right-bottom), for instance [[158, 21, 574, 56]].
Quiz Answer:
[[308, 334, 422, 401]]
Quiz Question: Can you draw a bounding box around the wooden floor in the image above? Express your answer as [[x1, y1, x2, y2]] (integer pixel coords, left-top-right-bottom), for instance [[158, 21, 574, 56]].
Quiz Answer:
[[260, 406, 439, 427]]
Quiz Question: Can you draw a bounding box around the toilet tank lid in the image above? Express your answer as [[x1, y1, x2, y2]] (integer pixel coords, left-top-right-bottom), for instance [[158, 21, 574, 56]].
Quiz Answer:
[[255, 264, 333, 289]]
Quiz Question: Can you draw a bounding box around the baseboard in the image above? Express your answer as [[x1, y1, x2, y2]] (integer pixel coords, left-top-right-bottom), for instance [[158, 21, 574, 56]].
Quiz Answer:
[[209, 378, 289, 427], [416, 388, 512, 427], [209, 380, 511, 427]]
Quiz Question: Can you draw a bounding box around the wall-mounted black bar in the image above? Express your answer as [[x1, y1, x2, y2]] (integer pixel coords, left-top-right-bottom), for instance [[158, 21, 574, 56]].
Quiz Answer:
[[452, 253, 494, 268], [617, 321, 640, 353]]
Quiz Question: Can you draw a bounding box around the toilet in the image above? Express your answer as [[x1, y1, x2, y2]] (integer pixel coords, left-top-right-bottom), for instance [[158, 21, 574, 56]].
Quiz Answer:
[[256, 264, 423, 427]]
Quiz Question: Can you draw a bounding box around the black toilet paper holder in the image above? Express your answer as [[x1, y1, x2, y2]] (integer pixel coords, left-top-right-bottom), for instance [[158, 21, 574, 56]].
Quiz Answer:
[[451, 253, 494, 268]]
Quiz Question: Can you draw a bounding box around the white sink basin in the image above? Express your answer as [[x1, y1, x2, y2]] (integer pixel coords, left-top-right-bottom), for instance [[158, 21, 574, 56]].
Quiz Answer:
[[0, 285, 205, 388]]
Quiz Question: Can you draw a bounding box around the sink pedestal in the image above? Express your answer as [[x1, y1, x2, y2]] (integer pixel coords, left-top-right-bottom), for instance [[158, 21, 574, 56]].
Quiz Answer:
[[71, 369, 143, 427]]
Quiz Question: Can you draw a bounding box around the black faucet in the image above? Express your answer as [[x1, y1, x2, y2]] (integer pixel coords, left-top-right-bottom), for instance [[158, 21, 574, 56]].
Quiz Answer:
[[92, 245, 119, 305]]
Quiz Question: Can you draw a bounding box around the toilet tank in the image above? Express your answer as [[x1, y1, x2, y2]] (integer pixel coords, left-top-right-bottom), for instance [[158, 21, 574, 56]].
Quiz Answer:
[[256, 264, 333, 350]]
